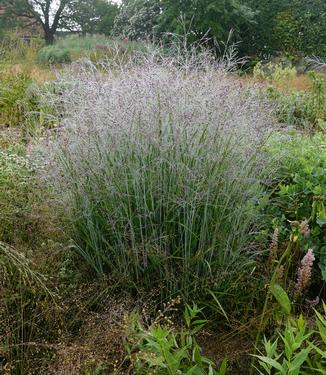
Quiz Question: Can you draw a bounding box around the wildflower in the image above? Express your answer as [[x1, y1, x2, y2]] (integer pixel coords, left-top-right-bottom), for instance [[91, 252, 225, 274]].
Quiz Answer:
[[268, 227, 278, 272], [294, 249, 315, 297]]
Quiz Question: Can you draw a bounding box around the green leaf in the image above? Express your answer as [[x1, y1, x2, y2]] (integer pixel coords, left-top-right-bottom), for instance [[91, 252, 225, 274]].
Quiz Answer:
[[254, 355, 285, 373], [288, 348, 310, 373], [270, 283, 291, 315], [218, 357, 227, 375]]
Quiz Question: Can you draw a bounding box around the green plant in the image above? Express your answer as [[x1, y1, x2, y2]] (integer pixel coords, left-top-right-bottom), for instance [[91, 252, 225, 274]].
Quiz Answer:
[[266, 132, 326, 281], [252, 305, 326, 374], [268, 72, 326, 129], [0, 74, 33, 127], [0, 148, 37, 244], [253, 62, 297, 85], [38, 45, 72, 65], [0, 31, 42, 65], [0, 241, 57, 374], [51, 57, 272, 304], [125, 303, 227, 374]]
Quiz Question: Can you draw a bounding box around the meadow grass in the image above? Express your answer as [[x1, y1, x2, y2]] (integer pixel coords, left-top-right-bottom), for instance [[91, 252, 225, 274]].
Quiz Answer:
[[45, 53, 275, 303]]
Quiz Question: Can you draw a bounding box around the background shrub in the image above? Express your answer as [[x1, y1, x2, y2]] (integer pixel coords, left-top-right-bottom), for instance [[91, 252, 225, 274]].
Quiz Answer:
[[268, 72, 326, 129], [266, 132, 326, 282], [38, 45, 72, 65]]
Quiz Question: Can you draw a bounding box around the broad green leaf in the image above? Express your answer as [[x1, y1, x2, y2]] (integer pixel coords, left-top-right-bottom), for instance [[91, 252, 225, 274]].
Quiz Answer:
[[254, 355, 285, 373], [288, 348, 310, 373], [270, 283, 291, 315]]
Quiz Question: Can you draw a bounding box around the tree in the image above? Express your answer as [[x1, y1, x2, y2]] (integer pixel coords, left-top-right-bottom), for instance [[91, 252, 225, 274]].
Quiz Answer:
[[68, 0, 119, 36], [113, 0, 255, 45], [158, 0, 256, 44], [113, 0, 160, 39], [241, 0, 326, 58], [0, 0, 73, 44]]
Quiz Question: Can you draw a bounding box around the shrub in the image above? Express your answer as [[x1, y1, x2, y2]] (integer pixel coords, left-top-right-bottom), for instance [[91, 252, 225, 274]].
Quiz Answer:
[[268, 72, 326, 129], [38, 45, 72, 65], [253, 62, 297, 85], [266, 132, 326, 282], [45, 55, 274, 303]]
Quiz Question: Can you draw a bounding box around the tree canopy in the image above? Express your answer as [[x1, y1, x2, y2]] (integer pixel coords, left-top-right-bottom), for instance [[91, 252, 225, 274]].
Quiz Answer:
[[0, 0, 325, 57]]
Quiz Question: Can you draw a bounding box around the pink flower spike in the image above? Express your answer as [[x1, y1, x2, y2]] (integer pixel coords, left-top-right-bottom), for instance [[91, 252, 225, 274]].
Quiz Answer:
[[294, 249, 315, 297]]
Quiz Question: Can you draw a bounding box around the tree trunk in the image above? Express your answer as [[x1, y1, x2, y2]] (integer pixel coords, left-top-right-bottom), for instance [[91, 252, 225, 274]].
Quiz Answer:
[[44, 29, 55, 45]]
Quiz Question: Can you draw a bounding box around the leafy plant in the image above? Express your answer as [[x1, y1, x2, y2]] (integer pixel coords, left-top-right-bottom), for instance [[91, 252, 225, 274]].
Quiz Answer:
[[253, 62, 297, 85], [268, 72, 326, 129], [266, 132, 326, 281], [38, 45, 72, 65], [125, 303, 227, 374], [252, 306, 326, 374]]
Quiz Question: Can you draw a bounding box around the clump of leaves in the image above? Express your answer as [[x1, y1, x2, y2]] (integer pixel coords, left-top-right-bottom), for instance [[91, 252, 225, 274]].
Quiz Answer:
[[266, 132, 326, 282], [253, 303, 326, 374], [38, 45, 71, 65], [268, 72, 326, 129], [125, 303, 227, 374]]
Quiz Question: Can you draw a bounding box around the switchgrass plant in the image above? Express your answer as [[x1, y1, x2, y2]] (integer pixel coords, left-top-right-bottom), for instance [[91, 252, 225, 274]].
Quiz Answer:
[[45, 50, 275, 303]]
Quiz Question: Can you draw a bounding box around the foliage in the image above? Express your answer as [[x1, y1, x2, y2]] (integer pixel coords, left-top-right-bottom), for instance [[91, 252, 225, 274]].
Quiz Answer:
[[0, 148, 37, 244], [266, 132, 326, 281], [0, 31, 43, 65], [0, 0, 74, 44], [0, 72, 56, 135], [38, 44, 72, 64], [113, 0, 255, 43], [242, 0, 326, 58], [0, 73, 34, 127], [158, 0, 256, 44], [37, 35, 146, 62], [125, 303, 227, 374], [253, 62, 297, 85], [68, 0, 119, 36], [268, 72, 326, 129], [113, 0, 161, 39], [253, 304, 326, 374], [0, 241, 57, 373]]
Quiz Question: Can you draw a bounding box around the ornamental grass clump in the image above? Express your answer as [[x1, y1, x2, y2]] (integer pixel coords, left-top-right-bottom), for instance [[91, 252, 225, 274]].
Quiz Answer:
[[46, 51, 274, 301]]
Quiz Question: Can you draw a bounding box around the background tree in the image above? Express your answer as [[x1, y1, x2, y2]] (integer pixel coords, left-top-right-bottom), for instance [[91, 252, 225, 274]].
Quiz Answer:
[[112, 0, 160, 40], [68, 0, 119, 36], [0, 0, 73, 44], [241, 0, 326, 58], [158, 0, 256, 44], [113, 0, 255, 44]]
